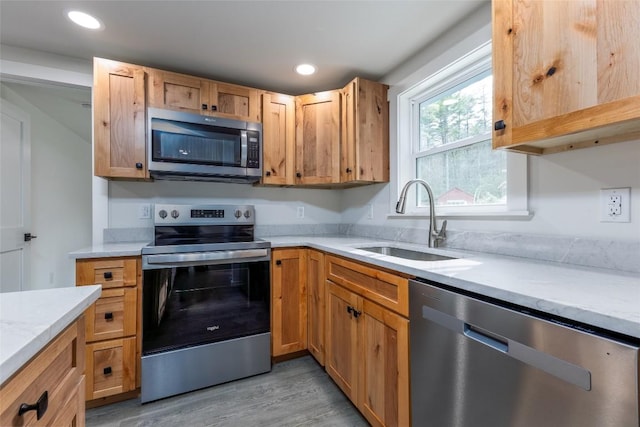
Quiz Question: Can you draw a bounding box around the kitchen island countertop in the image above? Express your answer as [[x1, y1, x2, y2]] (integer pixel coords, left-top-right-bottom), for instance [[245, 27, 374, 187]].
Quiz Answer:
[[0, 285, 101, 385], [68, 236, 640, 339]]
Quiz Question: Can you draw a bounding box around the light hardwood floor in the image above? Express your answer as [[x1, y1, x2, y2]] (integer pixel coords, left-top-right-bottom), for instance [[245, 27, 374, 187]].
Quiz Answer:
[[86, 356, 368, 427]]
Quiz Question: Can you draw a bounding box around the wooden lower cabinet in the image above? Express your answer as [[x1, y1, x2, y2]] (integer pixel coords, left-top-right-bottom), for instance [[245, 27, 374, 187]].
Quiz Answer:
[[85, 337, 137, 400], [76, 256, 141, 406], [327, 281, 410, 427], [306, 250, 326, 365], [326, 281, 360, 402], [271, 248, 307, 357], [325, 254, 411, 427], [359, 299, 409, 427], [0, 317, 86, 427]]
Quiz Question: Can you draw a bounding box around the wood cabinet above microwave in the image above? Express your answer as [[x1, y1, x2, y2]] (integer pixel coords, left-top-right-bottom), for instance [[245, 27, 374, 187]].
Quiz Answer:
[[492, 0, 640, 155], [148, 69, 261, 123]]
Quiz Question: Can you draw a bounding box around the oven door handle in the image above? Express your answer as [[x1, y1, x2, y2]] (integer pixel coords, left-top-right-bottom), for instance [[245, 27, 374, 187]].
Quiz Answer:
[[143, 249, 270, 268]]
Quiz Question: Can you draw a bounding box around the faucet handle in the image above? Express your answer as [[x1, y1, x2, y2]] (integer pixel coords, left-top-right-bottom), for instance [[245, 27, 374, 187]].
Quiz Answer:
[[437, 220, 447, 239]]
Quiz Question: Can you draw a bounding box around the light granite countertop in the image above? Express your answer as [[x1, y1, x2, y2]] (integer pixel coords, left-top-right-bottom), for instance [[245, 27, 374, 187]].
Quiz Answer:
[[0, 285, 101, 385], [68, 236, 640, 339]]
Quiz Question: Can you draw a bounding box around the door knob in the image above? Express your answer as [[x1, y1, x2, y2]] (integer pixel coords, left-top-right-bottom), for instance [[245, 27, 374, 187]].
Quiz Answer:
[[24, 233, 37, 242]]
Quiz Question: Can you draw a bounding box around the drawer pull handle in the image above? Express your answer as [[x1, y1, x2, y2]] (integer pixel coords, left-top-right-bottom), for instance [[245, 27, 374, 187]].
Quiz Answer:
[[104, 366, 112, 375], [18, 391, 48, 420], [103, 271, 113, 280], [104, 312, 114, 321]]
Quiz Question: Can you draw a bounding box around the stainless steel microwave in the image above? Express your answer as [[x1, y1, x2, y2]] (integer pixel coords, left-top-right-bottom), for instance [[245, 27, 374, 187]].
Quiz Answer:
[[147, 107, 262, 183]]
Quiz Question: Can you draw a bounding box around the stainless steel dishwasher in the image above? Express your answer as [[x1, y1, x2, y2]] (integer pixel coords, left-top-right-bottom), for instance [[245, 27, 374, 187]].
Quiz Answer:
[[409, 278, 639, 427]]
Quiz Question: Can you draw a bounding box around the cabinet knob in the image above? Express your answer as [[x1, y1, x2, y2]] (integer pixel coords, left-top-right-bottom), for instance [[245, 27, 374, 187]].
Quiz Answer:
[[275, 260, 282, 266], [103, 271, 113, 280], [18, 391, 48, 421], [345, 168, 352, 173], [210, 105, 218, 112], [347, 306, 353, 315], [494, 120, 506, 131], [265, 171, 271, 177], [546, 66, 557, 77], [135, 162, 143, 170], [103, 366, 112, 375], [104, 312, 114, 321], [202, 104, 208, 110], [296, 172, 302, 178]]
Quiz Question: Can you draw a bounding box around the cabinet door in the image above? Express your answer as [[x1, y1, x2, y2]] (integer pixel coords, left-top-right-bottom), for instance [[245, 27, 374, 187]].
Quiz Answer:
[[341, 78, 389, 183], [148, 69, 209, 114], [262, 93, 295, 185], [295, 91, 341, 185], [84, 287, 137, 342], [306, 250, 325, 365], [93, 58, 147, 179], [359, 299, 410, 427], [85, 337, 136, 400], [325, 281, 360, 403], [493, 0, 640, 154], [76, 257, 138, 289], [271, 249, 307, 356], [212, 82, 261, 122]]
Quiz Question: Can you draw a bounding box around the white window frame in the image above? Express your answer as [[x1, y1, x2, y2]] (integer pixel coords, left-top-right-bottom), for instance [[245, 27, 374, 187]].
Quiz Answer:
[[394, 41, 529, 219]]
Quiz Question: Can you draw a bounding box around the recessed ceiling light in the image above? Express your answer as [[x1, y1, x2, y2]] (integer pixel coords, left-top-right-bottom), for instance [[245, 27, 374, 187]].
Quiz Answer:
[[295, 64, 316, 76], [67, 10, 102, 30]]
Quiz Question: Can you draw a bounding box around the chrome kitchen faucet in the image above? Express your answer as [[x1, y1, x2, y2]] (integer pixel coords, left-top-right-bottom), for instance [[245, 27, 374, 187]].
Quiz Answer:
[[396, 179, 447, 248]]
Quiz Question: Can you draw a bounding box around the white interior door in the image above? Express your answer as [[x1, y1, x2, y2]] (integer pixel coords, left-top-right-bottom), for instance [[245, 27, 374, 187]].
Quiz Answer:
[[0, 99, 31, 292]]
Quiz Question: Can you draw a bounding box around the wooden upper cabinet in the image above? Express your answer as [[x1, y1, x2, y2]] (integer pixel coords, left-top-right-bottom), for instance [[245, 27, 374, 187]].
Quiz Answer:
[[148, 69, 260, 122], [262, 93, 296, 185], [93, 58, 147, 179], [493, 0, 640, 154], [295, 91, 341, 185], [148, 70, 208, 115], [214, 82, 261, 122], [341, 78, 389, 183]]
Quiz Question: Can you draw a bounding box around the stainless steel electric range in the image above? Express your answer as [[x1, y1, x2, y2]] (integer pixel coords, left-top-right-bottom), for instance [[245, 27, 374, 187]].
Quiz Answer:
[[140, 204, 271, 403]]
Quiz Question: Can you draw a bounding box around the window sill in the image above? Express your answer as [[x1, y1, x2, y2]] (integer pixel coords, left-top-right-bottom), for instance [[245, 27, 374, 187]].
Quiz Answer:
[[386, 210, 533, 221]]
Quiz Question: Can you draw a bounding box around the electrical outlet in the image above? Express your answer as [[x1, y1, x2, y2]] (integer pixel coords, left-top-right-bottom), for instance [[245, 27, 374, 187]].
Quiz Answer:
[[138, 204, 151, 219], [296, 206, 305, 219], [600, 188, 630, 222]]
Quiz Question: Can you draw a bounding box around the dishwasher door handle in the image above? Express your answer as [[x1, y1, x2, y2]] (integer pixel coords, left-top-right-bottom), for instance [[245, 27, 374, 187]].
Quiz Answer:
[[464, 325, 508, 353]]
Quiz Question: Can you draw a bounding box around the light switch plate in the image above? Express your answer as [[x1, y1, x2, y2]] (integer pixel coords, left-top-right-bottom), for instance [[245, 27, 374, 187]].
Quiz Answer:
[[600, 188, 630, 222], [138, 204, 151, 219]]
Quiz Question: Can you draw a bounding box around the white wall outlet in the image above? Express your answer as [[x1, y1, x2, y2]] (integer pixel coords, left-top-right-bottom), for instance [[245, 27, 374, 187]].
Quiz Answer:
[[296, 206, 305, 219], [600, 188, 630, 222], [367, 203, 374, 220], [138, 203, 151, 219]]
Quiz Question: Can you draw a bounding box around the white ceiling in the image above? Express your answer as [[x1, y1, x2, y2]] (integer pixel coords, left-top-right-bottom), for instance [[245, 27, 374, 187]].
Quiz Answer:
[[0, 0, 487, 95]]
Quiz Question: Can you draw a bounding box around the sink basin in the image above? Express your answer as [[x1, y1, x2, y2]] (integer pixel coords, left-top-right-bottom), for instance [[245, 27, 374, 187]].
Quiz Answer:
[[360, 246, 455, 262]]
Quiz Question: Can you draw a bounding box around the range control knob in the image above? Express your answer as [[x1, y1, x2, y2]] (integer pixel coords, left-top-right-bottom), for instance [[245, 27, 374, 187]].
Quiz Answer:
[[171, 210, 180, 219], [244, 210, 251, 219], [234, 210, 242, 219], [158, 210, 168, 219]]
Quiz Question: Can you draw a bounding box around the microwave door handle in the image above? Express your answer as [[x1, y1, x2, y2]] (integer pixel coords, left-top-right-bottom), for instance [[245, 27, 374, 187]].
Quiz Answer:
[[240, 130, 248, 168]]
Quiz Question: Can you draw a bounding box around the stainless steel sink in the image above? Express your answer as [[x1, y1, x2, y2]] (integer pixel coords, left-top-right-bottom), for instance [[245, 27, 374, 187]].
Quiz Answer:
[[360, 246, 455, 261]]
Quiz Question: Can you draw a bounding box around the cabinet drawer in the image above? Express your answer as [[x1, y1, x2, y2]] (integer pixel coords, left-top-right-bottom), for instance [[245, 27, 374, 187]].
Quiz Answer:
[[326, 255, 409, 317], [85, 287, 137, 342], [0, 318, 85, 426], [76, 257, 138, 289], [85, 337, 136, 400]]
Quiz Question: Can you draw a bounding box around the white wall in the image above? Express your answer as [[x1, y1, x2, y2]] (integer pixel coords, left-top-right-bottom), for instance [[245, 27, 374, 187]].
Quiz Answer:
[[108, 181, 342, 228], [0, 84, 92, 289], [341, 3, 640, 242]]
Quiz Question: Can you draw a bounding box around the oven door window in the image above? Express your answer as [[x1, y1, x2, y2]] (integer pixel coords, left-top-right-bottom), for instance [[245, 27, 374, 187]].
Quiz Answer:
[[151, 119, 242, 167], [143, 261, 270, 355]]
